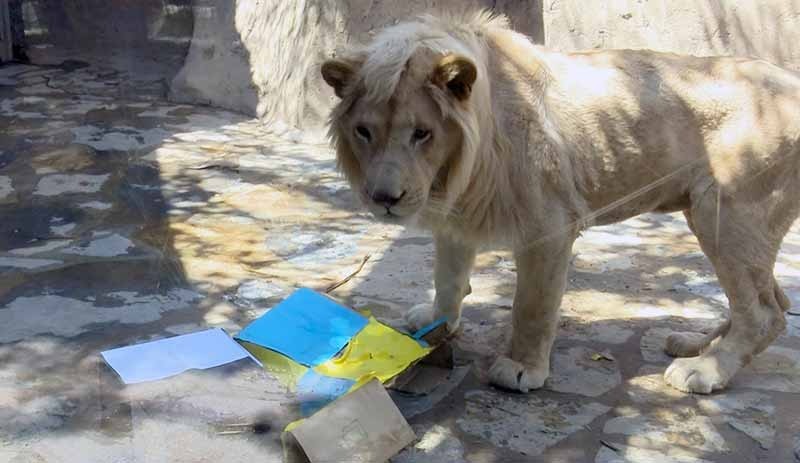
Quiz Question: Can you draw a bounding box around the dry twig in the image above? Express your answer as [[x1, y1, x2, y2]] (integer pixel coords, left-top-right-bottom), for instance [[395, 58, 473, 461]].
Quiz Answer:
[[325, 254, 371, 293]]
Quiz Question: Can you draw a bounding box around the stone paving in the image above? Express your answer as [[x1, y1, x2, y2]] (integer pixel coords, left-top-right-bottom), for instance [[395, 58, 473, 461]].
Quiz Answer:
[[1, 61, 800, 462]]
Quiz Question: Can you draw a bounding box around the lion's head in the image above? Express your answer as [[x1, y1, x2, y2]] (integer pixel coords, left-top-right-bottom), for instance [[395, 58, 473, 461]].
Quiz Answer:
[[321, 15, 496, 225]]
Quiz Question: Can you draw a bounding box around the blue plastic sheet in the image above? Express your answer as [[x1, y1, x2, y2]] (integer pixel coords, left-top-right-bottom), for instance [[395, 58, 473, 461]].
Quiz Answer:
[[235, 288, 368, 366], [412, 317, 448, 342], [296, 370, 356, 416]]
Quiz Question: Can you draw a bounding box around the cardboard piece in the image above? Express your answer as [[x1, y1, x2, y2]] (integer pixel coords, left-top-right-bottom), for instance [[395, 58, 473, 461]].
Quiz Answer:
[[390, 365, 471, 419], [236, 288, 368, 367], [101, 328, 258, 384], [420, 342, 454, 369], [283, 379, 416, 463], [417, 319, 451, 347], [412, 317, 447, 341], [388, 341, 454, 392], [387, 320, 454, 387], [391, 364, 454, 396], [391, 319, 468, 418]]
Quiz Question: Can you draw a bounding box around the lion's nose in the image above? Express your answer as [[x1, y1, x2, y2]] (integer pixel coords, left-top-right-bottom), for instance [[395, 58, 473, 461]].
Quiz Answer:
[[371, 189, 405, 208]]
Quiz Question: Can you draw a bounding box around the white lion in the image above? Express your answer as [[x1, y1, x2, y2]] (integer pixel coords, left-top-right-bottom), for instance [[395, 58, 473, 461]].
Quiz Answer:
[[321, 11, 800, 394]]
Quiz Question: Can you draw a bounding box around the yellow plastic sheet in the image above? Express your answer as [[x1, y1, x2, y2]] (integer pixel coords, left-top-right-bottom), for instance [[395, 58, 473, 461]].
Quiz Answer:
[[314, 316, 432, 384], [244, 313, 431, 435], [280, 317, 430, 431]]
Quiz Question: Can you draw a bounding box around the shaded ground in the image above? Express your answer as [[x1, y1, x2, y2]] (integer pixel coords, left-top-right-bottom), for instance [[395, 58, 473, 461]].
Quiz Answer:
[[1, 61, 800, 462]]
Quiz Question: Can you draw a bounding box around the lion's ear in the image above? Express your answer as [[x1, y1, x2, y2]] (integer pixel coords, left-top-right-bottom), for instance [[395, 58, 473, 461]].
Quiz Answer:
[[431, 55, 477, 101], [321, 59, 356, 98]]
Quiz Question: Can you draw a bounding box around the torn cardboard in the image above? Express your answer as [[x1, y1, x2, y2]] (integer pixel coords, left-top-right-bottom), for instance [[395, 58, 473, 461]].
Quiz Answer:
[[283, 378, 416, 463], [390, 365, 471, 419]]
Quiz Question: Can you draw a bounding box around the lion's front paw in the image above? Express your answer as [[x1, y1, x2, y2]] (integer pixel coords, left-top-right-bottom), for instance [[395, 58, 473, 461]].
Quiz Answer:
[[405, 303, 459, 333], [405, 303, 436, 331], [664, 356, 735, 394], [488, 356, 548, 393]]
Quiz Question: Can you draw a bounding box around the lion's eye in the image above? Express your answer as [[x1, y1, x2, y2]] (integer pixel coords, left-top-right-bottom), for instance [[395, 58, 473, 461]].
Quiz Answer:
[[355, 125, 371, 142], [412, 128, 431, 143]]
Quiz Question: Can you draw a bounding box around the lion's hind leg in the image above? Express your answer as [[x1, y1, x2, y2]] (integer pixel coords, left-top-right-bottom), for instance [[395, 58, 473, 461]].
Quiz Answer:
[[664, 187, 788, 393], [663, 210, 731, 359]]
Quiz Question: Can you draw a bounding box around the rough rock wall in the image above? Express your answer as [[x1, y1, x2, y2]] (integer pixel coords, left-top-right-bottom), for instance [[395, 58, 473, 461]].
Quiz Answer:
[[544, 0, 800, 71], [169, 1, 544, 138], [22, 0, 193, 51], [20, 0, 194, 97], [170, 0, 800, 136]]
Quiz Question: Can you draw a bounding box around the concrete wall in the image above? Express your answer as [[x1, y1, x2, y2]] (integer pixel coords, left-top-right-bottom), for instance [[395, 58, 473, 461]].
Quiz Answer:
[[544, 0, 800, 71], [168, 1, 544, 139]]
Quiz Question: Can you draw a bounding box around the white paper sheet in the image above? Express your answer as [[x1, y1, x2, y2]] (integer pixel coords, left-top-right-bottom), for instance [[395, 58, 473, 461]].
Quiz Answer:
[[101, 328, 259, 384]]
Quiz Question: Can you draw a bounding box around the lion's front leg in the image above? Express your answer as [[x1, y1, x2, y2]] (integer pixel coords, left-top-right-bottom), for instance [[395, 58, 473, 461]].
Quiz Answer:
[[406, 232, 476, 334], [489, 237, 574, 392]]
